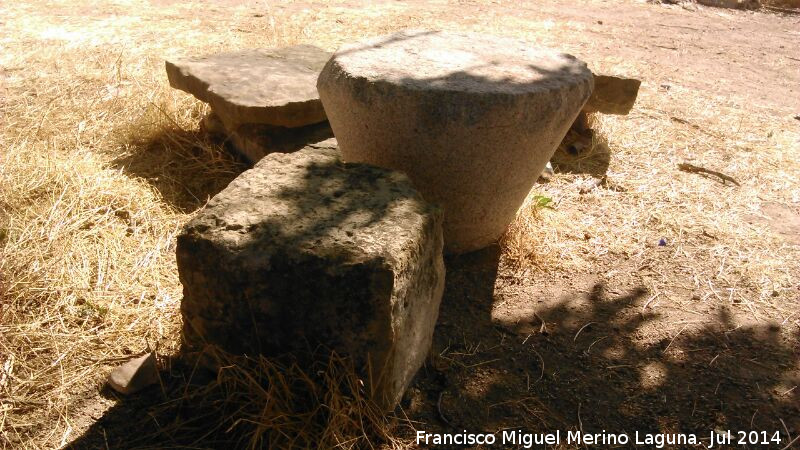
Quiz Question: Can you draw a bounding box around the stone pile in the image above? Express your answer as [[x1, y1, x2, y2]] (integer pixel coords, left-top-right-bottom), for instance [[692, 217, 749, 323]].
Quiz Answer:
[[167, 31, 641, 410], [176, 143, 445, 410], [166, 45, 334, 163]]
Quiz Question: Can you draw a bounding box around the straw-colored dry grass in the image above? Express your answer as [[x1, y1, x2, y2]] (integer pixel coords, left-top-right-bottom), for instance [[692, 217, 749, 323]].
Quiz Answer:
[[1, 0, 798, 448], [116, 348, 404, 449]]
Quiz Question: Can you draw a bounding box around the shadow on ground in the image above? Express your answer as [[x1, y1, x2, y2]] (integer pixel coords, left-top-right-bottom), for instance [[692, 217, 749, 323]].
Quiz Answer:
[[69, 135, 435, 449], [76, 30, 796, 447], [67, 244, 799, 448], [110, 124, 247, 213], [402, 248, 799, 448]]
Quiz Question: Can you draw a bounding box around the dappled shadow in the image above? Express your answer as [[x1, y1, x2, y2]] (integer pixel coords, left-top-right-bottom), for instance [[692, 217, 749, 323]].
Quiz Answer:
[[66, 347, 386, 449], [331, 29, 439, 58], [67, 29, 800, 450], [402, 265, 800, 448], [175, 145, 440, 370], [66, 243, 800, 448], [390, 59, 591, 132], [321, 30, 596, 249]]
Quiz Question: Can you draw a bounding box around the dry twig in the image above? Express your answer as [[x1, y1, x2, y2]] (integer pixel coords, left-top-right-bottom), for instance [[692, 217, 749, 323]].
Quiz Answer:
[[678, 162, 741, 186]]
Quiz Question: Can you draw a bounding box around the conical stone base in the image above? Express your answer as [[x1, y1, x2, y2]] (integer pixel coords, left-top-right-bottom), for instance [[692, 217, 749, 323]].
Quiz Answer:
[[318, 30, 593, 253]]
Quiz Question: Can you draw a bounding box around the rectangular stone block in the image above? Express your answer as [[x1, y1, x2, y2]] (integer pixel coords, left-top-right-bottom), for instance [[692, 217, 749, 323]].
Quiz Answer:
[[176, 145, 445, 410], [582, 74, 641, 115]]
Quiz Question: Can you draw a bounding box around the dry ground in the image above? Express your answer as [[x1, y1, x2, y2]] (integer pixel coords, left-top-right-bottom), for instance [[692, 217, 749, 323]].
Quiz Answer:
[[1, 0, 798, 448]]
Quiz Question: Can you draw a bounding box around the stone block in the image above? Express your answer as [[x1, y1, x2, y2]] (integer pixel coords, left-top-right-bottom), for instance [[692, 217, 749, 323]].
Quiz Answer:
[[225, 120, 334, 164], [583, 74, 641, 115], [176, 145, 445, 410], [199, 111, 335, 163], [166, 45, 331, 128]]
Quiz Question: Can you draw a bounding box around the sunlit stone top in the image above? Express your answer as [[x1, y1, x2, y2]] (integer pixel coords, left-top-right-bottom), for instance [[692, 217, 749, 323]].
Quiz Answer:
[[328, 30, 592, 94]]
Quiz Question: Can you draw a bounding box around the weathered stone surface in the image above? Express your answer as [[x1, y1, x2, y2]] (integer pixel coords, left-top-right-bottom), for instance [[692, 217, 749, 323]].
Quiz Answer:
[[305, 137, 338, 150], [176, 145, 445, 410], [317, 30, 593, 253], [166, 45, 331, 128], [583, 74, 641, 115], [107, 353, 158, 395]]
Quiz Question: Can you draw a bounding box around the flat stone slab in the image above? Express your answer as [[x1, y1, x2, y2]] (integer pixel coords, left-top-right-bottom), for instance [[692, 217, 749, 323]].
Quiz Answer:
[[177, 145, 445, 410], [166, 45, 331, 128], [318, 30, 593, 253]]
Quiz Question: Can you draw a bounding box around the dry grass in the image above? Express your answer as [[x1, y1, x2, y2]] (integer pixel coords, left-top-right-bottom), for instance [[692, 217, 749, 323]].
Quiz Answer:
[[1, 0, 798, 448], [120, 348, 407, 449]]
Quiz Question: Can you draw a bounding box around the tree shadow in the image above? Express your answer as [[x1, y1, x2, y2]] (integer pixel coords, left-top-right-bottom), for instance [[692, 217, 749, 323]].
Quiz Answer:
[[320, 30, 597, 242], [64, 239, 800, 448], [402, 264, 800, 448], [174, 145, 441, 369], [331, 29, 439, 58], [109, 118, 336, 214]]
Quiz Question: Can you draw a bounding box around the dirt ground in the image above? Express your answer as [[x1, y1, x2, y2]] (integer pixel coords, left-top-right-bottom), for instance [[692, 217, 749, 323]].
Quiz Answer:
[[2, 0, 799, 448]]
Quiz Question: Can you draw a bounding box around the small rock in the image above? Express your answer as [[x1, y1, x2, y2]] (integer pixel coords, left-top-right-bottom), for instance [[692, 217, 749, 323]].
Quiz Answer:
[[107, 353, 158, 395], [583, 74, 641, 115], [166, 45, 332, 129], [539, 161, 554, 181]]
